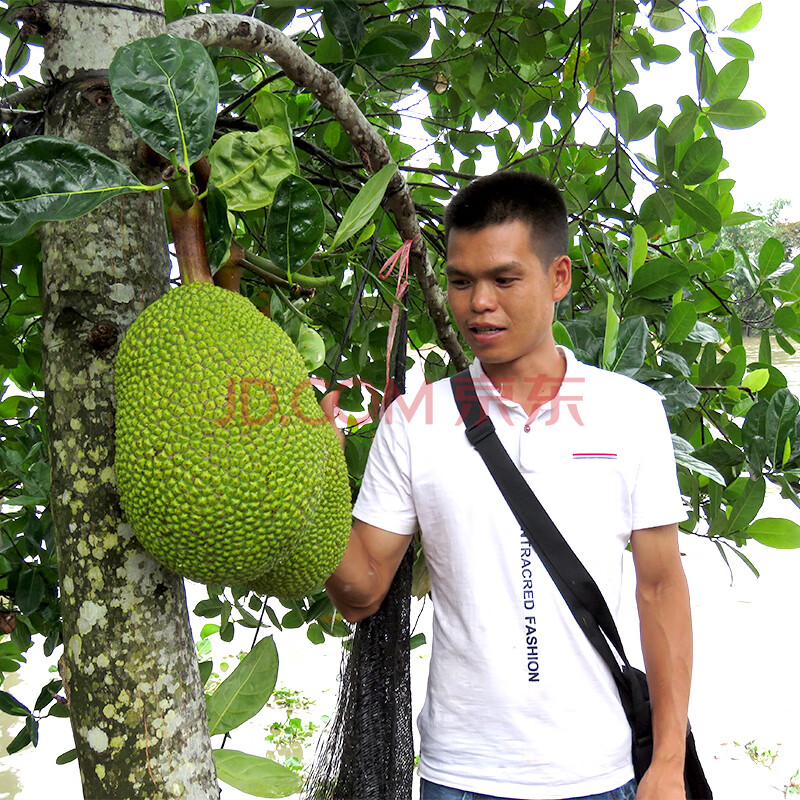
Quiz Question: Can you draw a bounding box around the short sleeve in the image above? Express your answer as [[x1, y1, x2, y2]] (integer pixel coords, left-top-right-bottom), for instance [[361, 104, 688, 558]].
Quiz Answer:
[[352, 402, 419, 536], [630, 391, 688, 530]]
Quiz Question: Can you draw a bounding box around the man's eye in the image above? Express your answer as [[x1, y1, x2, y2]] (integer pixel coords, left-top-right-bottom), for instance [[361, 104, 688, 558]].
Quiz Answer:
[[496, 277, 517, 286], [448, 278, 469, 287]]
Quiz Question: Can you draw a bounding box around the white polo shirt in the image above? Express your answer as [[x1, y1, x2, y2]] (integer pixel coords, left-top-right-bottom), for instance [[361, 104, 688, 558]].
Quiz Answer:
[[352, 347, 687, 799]]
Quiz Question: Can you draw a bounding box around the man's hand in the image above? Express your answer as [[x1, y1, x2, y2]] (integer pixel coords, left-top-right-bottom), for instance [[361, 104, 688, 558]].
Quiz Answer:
[[635, 759, 686, 799]]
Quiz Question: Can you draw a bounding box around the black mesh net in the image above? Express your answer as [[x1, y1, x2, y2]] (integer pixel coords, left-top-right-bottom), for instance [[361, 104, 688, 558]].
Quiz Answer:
[[302, 546, 415, 800], [302, 291, 415, 800]]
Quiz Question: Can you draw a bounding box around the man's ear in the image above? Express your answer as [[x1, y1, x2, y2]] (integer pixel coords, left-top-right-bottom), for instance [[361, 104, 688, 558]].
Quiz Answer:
[[551, 255, 572, 301]]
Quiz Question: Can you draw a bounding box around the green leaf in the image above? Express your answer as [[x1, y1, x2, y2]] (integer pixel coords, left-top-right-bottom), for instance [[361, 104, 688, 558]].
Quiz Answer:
[[611, 316, 647, 374], [742, 368, 770, 392], [297, 326, 326, 371], [677, 137, 722, 184], [651, 378, 702, 416], [726, 476, 766, 533], [0, 137, 153, 246], [204, 186, 232, 275], [650, 6, 684, 31], [747, 518, 800, 549], [109, 34, 218, 169], [323, 0, 366, 51], [306, 622, 325, 645], [719, 37, 755, 60], [708, 60, 749, 104], [630, 257, 689, 299], [706, 99, 766, 130], [214, 749, 303, 797], [208, 127, 297, 212], [673, 448, 725, 485], [552, 321, 574, 349], [629, 224, 648, 275], [267, 175, 325, 279], [664, 302, 697, 343], [206, 636, 278, 736], [758, 237, 785, 277], [15, 569, 45, 615], [672, 188, 722, 232], [6, 721, 31, 754], [766, 388, 799, 466], [56, 748, 78, 765], [602, 293, 619, 369], [627, 104, 662, 141], [728, 3, 762, 33], [698, 5, 716, 31], [329, 163, 397, 251], [0, 690, 30, 717]]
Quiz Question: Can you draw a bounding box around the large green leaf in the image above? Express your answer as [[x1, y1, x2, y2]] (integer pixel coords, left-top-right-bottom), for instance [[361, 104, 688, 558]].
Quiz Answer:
[[359, 25, 427, 72], [267, 175, 325, 278], [747, 518, 800, 549], [726, 476, 766, 533], [758, 237, 785, 277], [672, 188, 722, 232], [664, 303, 697, 343], [611, 316, 647, 374], [206, 636, 278, 736], [728, 3, 762, 33], [204, 186, 232, 274], [329, 163, 398, 251], [602, 292, 619, 369], [765, 388, 799, 467], [707, 59, 749, 104], [673, 447, 725, 485], [15, 570, 45, 615], [705, 99, 766, 130], [627, 104, 662, 141], [214, 750, 302, 797], [719, 37, 754, 60], [0, 137, 154, 246], [677, 137, 722, 185], [630, 257, 689, 299], [208, 127, 297, 212], [109, 34, 218, 169], [323, 0, 366, 51]]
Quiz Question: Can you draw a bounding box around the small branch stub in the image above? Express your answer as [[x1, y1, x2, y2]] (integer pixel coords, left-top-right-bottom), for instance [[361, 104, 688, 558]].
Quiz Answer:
[[168, 198, 214, 285]]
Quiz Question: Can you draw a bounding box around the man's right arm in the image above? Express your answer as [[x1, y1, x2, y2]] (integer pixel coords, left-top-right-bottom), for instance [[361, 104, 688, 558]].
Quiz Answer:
[[325, 519, 412, 623]]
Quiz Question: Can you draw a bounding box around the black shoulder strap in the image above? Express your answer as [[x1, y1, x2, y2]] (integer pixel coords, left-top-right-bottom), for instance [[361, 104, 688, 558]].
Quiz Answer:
[[450, 369, 643, 715]]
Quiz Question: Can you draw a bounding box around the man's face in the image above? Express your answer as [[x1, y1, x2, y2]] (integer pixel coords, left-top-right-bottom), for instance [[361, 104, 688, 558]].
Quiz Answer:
[[445, 220, 571, 377]]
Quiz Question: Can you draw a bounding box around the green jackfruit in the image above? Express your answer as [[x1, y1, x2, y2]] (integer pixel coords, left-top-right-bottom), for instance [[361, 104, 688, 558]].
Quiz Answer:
[[115, 282, 350, 593]]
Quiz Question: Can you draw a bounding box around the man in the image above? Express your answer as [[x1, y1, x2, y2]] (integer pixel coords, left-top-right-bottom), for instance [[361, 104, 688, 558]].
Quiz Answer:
[[325, 171, 692, 800]]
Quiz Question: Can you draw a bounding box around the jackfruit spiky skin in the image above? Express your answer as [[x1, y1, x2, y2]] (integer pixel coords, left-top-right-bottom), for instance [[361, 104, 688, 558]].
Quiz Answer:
[[249, 442, 351, 598], [115, 282, 351, 588]]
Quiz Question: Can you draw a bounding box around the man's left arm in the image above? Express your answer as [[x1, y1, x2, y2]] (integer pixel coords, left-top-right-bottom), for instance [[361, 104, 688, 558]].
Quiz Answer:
[[630, 522, 692, 800]]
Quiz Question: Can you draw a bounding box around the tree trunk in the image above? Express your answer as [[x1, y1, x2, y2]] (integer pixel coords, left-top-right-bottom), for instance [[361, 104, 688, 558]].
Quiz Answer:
[[37, 1, 217, 797]]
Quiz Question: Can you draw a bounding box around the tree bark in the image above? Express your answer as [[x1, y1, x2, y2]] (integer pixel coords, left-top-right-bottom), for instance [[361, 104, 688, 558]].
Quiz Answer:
[[37, 1, 217, 797], [169, 13, 469, 371]]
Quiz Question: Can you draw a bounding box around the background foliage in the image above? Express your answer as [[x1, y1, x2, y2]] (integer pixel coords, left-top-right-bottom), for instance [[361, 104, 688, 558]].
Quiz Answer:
[[2, 0, 800, 786]]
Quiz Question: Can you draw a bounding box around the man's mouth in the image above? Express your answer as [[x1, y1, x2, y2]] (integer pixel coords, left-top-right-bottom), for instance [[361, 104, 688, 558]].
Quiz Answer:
[[470, 325, 504, 334]]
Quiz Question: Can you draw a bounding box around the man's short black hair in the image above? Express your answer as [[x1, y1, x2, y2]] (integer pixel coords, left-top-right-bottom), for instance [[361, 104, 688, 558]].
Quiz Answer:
[[444, 171, 569, 264]]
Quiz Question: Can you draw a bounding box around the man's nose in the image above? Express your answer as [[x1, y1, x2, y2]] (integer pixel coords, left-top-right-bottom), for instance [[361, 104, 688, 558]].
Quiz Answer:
[[470, 282, 496, 311]]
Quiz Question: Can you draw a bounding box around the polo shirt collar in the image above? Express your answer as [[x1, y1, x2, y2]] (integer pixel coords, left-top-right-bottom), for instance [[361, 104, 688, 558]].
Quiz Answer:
[[468, 346, 584, 422]]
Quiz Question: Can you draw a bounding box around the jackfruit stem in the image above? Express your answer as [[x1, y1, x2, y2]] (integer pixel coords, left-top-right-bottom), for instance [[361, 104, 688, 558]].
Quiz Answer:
[[168, 198, 214, 285], [243, 249, 336, 290]]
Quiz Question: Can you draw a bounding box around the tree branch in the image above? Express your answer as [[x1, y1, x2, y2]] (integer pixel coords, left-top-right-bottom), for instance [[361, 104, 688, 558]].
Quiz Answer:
[[168, 12, 468, 370]]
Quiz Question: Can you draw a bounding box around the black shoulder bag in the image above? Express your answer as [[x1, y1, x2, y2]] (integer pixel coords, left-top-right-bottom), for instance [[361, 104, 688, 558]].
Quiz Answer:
[[450, 370, 712, 799]]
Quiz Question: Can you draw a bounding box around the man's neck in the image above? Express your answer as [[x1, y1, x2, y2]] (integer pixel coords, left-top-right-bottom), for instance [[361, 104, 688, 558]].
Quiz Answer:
[[481, 348, 567, 418]]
